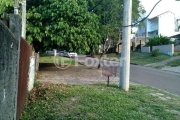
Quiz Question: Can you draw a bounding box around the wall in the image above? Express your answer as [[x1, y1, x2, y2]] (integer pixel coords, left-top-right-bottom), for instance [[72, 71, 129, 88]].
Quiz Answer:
[[0, 15, 21, 120], [159, 11, 179, 37], [16, 37, 31, 120], [175, 45, 180, 52], [147, 17, 158, 33], [141, 46, 150, 53], [152, 44, 174, 56]]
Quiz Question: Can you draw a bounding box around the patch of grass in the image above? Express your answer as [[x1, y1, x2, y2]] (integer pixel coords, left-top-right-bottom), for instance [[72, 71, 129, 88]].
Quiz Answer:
[[174, 52, 180, 56], [39, 56, 76, 65], [130, 52, 171, 65], [21, 83, 180, 120], [166, 59, 180, 67], [34, 80, 42, 87], [154, 66, 164, 69]]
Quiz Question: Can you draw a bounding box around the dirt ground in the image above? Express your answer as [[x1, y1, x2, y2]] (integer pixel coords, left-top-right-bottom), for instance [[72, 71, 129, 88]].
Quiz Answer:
[[37, 63, 119, 85]]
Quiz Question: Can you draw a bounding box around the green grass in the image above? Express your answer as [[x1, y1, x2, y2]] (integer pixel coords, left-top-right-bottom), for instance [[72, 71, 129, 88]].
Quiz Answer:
[[166, 59, 180, 67], [130, 52, 171, 65], [39, 56, 76, 65], [95, 52, 172, 65], [174, 52, 180, 56], [21, 83, 180, 120], [33, 80, 42, 87]]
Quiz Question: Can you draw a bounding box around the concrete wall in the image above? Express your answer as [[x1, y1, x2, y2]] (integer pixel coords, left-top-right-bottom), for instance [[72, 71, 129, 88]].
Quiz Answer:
[[0, 14, 21, 120], [175, 45, 180, 52], [141, 46, 150, 53], [152, 44, 174, 56]]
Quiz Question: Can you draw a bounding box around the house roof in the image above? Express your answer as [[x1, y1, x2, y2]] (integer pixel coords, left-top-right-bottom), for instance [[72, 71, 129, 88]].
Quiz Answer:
[[148, 11, 175, 20]]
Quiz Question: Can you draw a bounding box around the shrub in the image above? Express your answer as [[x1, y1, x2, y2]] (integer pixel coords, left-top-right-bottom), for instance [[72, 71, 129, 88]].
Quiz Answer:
[[136, 44, 141, 51], [34, 80, 42, 87], [152, 49, 160, 57], [173, 52, 180, 56], [146, 35, 175, 51]]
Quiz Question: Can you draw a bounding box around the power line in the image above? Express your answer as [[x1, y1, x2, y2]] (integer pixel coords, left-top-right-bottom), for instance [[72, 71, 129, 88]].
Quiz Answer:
[[120, 0, 162, 27], [90, 0, 162, 27], [89, 0, 103, 12]]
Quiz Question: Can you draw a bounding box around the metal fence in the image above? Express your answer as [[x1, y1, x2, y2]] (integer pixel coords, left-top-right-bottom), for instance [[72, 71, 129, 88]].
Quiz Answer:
[[16, 37, 31, 120], [0, 19, 19, 119]]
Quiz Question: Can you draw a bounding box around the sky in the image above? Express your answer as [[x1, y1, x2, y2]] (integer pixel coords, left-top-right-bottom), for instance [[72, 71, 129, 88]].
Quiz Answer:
[[140, 0, 180, 18]]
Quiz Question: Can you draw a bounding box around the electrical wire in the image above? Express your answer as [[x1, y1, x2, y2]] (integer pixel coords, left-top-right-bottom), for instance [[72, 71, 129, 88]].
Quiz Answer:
[[89, 0, 103, 12], [120, 0, 162, 27], [90, 0, 162, 27]]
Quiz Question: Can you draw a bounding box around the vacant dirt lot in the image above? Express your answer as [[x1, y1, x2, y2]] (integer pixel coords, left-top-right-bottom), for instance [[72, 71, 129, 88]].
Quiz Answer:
[[37, 63, 119, 85]]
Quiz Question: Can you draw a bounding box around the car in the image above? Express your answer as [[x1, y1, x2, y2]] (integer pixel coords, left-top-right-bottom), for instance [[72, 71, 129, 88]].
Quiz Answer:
[[68, 52, 78, 58], [58, 51, 65, 56], [46, 50, 55, 56]]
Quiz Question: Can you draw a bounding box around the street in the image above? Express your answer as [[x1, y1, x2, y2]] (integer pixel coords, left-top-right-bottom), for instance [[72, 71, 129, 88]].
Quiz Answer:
[[78, 56, 180, 96], [129, 65, 180, 96]]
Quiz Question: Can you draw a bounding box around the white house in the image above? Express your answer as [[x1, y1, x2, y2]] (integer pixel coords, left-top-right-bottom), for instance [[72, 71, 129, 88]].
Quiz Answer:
[[137, 11, 180, 38]]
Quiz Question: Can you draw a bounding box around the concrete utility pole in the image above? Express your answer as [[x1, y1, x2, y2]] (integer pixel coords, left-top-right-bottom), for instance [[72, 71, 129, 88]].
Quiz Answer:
[[145, 19, 147, 44], [14, 0, 19, 14], [21, 0, 26, 39], [120, 0, 132, 91]]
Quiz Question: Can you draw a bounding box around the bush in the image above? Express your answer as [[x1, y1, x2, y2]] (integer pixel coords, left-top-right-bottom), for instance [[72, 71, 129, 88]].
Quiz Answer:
[[34, 80, 42, 87], [136, 44, 141, 51], [152, 49, 160, 57], [174, 52, 180, 56], [146, 35, 175, 51]]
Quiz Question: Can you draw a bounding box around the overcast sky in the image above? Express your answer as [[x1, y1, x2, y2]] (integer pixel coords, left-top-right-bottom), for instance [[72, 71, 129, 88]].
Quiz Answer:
[[140, 0, 180, 18]]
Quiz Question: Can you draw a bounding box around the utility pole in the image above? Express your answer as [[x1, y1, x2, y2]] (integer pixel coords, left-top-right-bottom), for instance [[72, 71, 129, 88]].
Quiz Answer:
[[145, 19, 147, 44], [21, 0, 26, 39], [120, 0, 132, 91], [14, 0, 19, 14]]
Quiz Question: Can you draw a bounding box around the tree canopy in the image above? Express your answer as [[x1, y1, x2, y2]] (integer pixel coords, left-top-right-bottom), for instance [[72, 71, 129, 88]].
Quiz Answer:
[[26, 0, 101, 53], [0, 0, 145, 53]]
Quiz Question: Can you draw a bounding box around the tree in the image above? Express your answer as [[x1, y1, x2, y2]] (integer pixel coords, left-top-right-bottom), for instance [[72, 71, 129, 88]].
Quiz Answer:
[[87, 0, 145, 52], [0, 0, 101, 54], [87, 0, 145, 68], [146, 35, 175, 51], [1, 0, 145, 54], [0, 0, 15, 15], [26, 0, 101, 53]]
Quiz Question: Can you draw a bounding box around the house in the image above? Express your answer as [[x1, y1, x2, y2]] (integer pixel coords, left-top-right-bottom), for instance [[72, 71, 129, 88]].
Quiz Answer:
[[137, 11, 180, 38]]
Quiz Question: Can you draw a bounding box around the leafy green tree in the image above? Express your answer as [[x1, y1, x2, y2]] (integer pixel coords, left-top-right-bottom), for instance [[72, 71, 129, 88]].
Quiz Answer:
[[0, 0, 101, 53], [26, 0, 101, 53], [1, 0, 145, 54], [87, 0, 145, 49], [146, 35, 175, 51], [0, 0, 15, 15]]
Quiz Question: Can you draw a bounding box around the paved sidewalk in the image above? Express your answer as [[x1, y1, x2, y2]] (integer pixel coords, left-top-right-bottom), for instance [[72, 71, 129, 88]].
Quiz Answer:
[[162, 66, 180, 74], [146, 56, 180, 67], [144, 56, 180, 74]]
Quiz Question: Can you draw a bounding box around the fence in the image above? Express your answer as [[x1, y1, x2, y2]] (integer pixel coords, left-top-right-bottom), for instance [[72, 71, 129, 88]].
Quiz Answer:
[[0, 15, 20, 120], [152, 44, 174, 56], [141, 46, 150, 53], [16, 37, 31, 120]]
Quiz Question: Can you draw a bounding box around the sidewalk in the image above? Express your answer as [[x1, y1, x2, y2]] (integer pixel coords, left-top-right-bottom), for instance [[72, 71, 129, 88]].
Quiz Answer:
[[162, 66, 180, 74], [144, 56, 180, 74], [146, 56, 180, 67]]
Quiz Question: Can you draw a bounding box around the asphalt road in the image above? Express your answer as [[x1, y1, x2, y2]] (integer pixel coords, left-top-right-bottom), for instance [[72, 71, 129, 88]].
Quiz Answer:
[[77, 56, 180, 96], [129, 65, 180, 96]]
